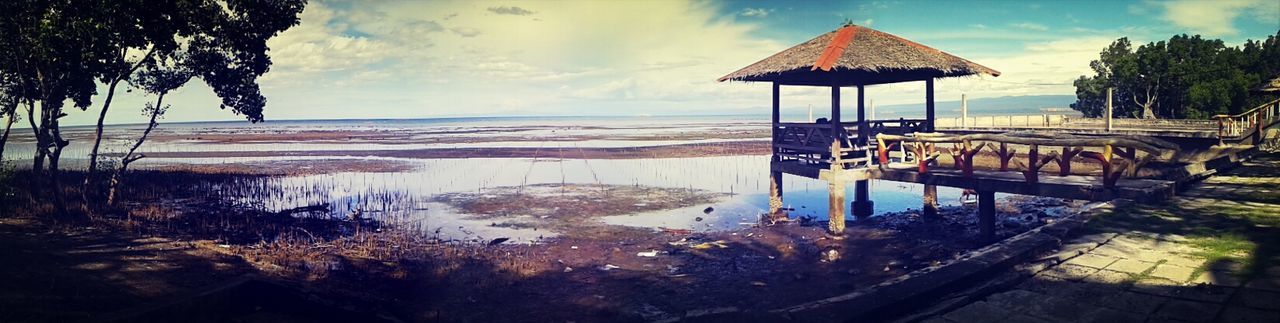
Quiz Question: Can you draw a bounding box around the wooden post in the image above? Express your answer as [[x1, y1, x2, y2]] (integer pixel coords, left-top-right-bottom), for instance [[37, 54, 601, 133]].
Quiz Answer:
[[828, 179, 846, 234], [857, 85, 867, 147], [829, 139, 846, 234], [1105, 87, 1113, 132], [855, 85, 875, 220], [923, 184, 939, 219], [870, 99, 876, 121], [829, 85, 846, 235], [978, 190, 995, 242], [772, 82, 781, 158], [925, 78, 936, 132], [832, 85, 842, 147], [926, 81, 936, 219], [769, 171, 784, 215], [961, 93, 968, 129]]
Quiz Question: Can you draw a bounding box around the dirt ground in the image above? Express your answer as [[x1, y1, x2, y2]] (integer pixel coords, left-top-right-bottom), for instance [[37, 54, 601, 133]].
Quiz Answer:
[[0, 168, 1080, 322]]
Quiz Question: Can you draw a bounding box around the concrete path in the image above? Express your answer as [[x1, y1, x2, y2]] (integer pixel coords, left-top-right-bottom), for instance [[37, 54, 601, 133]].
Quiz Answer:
[[920, 153, 1280, 323]]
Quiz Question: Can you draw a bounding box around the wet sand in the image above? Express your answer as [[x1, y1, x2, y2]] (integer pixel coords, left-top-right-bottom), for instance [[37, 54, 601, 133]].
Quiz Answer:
[[0, 120, 1099, 322]]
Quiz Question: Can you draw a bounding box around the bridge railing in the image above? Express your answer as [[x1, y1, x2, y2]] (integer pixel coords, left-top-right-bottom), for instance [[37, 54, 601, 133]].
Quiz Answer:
[[874, 132, 1175, 188], [935, 115, 1069, 129], [1214, 98, 1280, 145], [773, 119, 927, 167]]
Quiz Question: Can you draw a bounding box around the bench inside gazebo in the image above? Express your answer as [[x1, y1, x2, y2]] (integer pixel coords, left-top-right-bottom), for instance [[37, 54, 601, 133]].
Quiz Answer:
[[719, 24, 1000, 234]]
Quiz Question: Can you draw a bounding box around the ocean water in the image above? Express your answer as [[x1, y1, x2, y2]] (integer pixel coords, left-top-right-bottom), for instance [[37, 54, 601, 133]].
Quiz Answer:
[[4, 115, 996, 243]]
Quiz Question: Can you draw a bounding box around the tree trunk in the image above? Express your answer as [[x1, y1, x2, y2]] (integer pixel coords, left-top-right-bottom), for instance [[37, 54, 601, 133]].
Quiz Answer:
[[0, 111, 14, 160], [86, 79, 123, 188], [27, 100, 45, 173], [87, 48, 153, 190], [108, 92, 165, 207]]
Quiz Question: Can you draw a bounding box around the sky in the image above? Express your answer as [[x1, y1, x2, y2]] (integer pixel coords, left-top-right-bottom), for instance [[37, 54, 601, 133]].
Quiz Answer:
[[60, 0, 1280, 126]]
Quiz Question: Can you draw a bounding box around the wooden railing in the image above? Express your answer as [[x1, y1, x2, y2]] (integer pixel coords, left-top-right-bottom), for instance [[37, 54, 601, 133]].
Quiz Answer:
[[875, 132, 1176, 188], [1214, 98, 1280, 145], [935, 115, 1068, 129], [772, 119, 928, 167]]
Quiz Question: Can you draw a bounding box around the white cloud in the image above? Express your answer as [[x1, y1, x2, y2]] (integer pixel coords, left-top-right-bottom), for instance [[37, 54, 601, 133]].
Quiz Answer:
[[450, 27, 481, 37], [487, 6, 535, 16], [252, 0, 788, 119], [1010, 22, 1049, 31], [852, 36, 1120, 108], [1159, 0, 1279, 36], [740, 7, 769, 18]]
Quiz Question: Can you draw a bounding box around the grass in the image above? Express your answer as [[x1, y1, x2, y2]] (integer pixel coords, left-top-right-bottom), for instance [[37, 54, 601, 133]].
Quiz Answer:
[[1079, 166, 1280, 285]]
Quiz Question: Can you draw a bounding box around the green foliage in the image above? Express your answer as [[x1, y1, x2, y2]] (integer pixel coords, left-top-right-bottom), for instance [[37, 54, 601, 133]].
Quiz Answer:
[[1072, 31, 1280, 119], [0, 0, 306, 123]]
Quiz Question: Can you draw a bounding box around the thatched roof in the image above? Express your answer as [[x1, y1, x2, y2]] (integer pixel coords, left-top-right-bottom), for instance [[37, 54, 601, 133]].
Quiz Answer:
[[719, 25, 1000, 86], [1254, 74, 1280, 93]]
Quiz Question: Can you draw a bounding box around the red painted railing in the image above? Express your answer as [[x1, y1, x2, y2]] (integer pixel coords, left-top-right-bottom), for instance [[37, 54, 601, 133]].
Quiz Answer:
[[875, 133, 1174, 189]]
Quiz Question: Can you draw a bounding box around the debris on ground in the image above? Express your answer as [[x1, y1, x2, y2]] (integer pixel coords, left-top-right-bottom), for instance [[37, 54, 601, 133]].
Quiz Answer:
[[689, 240, 729, 250], [488, 237, 510, 246]]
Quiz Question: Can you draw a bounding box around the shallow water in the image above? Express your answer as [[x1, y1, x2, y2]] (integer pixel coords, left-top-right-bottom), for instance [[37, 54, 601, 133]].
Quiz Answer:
[[179, 153, 968, 243], [4, 117, 982, 243]]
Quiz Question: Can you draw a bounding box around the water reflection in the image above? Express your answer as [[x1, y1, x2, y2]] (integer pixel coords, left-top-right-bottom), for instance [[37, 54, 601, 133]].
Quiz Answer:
[[181, 154, 965, 243]]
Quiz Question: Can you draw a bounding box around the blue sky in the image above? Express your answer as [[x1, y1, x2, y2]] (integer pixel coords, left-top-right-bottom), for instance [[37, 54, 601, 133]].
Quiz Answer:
[[62, 0, 1280, 125]]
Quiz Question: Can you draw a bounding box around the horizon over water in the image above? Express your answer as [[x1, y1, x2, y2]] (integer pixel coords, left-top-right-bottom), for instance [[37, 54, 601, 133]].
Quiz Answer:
[[62, 94, 1079, 128]]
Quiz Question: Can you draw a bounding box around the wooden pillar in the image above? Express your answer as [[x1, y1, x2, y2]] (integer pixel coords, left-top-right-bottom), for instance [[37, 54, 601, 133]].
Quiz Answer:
[[829, 85, 846, 235], [831, 85, 842, 147], [769, 171, 784, 215], [1105, 87, 1113, 132], [828, 178, 846, 234], [961, 93, 968, 129], [870, 99, 876, 121], [853, 85, 873, 219], [925, 78, 935, 132], [857, 85, 867, 146], [922, 184, 938, 219], [772, 82, 781, 158], [923, 80, 938, 221], [978, 190, 996, 242]]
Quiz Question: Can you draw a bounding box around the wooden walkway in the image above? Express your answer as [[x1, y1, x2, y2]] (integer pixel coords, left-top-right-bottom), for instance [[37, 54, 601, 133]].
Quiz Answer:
[[779, 161, 1178, 203]]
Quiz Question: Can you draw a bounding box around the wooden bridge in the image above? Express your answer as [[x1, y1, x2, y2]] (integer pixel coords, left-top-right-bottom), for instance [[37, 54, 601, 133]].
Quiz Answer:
[[718, 24, 1271, 241]]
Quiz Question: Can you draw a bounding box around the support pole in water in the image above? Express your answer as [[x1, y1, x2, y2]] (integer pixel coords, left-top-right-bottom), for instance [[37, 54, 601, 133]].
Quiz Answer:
[[770, 82, 784, 217], [828, 175, 846, 234], [853, 84, 873, 220], [923, 184, 938, 219], [769, 171, 784, 215], [923, 79, 939, 220], [853, 180, 872, 219], [828, 85, 846, 235], [978, 190, 996, 241]]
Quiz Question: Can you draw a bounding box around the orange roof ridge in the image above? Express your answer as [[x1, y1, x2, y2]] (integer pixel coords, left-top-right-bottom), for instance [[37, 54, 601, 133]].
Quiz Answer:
[[811, 25, 858, 72]]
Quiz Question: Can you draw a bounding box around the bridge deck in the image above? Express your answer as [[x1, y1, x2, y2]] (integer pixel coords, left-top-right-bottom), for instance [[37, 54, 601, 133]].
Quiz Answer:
[[771, 160, 1177, 202]]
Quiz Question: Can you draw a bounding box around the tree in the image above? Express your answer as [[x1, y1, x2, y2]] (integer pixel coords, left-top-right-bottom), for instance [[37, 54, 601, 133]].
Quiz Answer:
[[0, 0, 306, 212], [0, 76, 18, 160], [107, 62, 192, 207], [1073, 31, 1280, 119]]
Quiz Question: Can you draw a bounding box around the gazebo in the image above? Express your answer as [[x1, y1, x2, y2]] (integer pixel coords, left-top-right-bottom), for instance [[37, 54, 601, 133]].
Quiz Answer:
[[719, 24, 999, 234]]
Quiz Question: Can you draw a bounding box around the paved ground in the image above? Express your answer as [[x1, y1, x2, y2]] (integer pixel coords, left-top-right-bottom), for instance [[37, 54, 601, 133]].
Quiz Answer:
[[921, 153, 1280, 323]]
